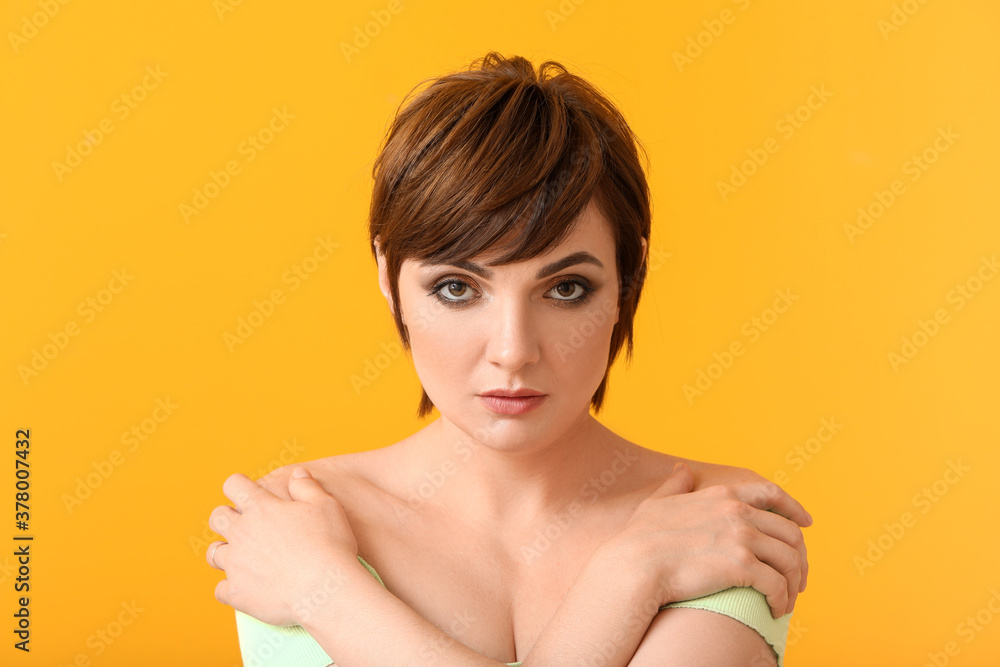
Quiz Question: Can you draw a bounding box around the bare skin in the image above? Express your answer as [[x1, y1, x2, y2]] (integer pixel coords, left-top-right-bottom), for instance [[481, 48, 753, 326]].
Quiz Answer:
[[252, 420, 801, 664], [210, 197, 810, 665]]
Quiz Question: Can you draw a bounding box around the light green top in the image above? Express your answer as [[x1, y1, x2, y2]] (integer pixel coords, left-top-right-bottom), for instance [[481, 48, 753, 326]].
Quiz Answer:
[[235, 555, 790, 667]]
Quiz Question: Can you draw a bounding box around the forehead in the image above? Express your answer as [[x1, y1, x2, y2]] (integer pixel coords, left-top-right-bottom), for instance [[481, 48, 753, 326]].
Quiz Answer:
[[415, 199, 616, 273], [550, 199, 614, 253]]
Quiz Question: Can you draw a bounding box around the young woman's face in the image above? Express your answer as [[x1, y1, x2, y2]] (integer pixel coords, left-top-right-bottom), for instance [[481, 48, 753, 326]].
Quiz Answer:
[[379, 199, 644, 451]]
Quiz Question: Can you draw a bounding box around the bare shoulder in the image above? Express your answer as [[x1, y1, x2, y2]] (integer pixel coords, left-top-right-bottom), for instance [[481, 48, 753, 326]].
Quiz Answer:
[[680, 457, 770, 490], [253, 448, 385, 501], [626, 442, 768, 492]]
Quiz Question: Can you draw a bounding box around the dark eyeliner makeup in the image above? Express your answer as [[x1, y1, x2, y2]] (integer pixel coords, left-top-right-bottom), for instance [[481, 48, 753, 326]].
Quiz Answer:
[[426, 276, 596, 308]]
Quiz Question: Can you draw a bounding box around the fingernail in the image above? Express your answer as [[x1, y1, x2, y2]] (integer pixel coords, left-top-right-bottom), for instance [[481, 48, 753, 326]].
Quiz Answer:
[[291, 467, 310, 479], [672, 461, 683, 473]]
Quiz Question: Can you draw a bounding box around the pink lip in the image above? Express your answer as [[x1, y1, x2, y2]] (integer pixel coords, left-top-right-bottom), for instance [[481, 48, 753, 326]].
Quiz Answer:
[[480, 387, 544, 397], [478, 395, 546, 415]]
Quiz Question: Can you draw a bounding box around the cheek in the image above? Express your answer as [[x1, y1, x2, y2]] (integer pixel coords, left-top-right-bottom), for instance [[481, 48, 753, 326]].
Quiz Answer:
[[400, 286, 619, 404], [410, 326, 465, 374], [403, 298, 474, 392], [547, 297, 618, 369], [399, 282, 460, 346]]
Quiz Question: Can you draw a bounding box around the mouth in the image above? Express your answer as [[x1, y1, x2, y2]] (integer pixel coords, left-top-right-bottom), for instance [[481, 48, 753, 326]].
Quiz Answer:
[[479, 388, 545, 398], [477, 393, 547, 415]]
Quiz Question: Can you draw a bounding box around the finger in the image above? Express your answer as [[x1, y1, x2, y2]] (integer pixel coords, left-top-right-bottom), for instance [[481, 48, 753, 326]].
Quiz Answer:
[[649, 461, 695, 498], [737, 480, 813, 527], [256, 467, 294, 501], [287, 466, 333, 504], [206, 540, 228, 570], [748, 532, 802, 616], [215, 578, 230, 606], [208, 505, 240, 539], [800, 537, 809, 592], [222, 472, 276, 513], [742, 507, 809, 593], [741, 558, 790, 620]]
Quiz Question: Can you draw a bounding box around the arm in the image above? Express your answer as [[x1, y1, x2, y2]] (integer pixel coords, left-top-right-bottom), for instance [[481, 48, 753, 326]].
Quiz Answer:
[[296, 520, 786, 667], [296, 550, 504, 666], [629, 606, 780, 667], [213, 463, 808, 667], [233, 467, 662, 666], [295, 535, 662, 667]]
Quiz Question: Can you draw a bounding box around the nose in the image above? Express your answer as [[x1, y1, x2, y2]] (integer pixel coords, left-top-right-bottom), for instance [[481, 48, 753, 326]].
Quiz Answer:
[[485, 295, 541, 371]]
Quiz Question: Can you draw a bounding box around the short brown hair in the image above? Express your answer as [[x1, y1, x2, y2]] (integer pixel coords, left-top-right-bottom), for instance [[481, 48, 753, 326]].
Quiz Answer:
[[368, 52, 651, 419]]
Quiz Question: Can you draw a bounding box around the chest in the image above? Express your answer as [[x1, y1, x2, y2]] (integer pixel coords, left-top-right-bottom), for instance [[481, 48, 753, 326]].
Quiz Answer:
[[355, 507, 616, 664]]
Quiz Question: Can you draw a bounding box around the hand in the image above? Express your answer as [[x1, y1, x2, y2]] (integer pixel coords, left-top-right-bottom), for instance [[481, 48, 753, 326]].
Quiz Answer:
[[607, 462, 811, 619], [206, 466, 359, 626]]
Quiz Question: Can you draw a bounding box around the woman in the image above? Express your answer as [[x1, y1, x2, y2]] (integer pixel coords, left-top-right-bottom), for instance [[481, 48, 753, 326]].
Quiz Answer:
[[205, 52, 811, 667]]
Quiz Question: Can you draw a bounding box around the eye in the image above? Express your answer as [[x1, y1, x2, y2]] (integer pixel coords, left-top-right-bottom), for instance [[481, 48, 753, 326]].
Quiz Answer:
[[550, 280, 586, 301], [429, 278, 478, 305], [427, 276, 596, 308], [547, 278, 596, 307], [427, 278, 474, 308]]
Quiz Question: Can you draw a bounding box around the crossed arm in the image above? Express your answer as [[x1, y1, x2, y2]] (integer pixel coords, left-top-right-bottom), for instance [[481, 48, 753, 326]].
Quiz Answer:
[[291, 542, 786, 667], [208, 462, 809, 666]]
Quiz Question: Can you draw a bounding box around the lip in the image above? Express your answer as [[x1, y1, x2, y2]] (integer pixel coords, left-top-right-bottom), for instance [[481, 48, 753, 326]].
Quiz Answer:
[[480, 388, 545, 397], [478, 394, 546, 415]]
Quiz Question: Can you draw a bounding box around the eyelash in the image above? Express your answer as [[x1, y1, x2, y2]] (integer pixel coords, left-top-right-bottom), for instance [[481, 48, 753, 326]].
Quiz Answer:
[[427, 276, 596, 309]]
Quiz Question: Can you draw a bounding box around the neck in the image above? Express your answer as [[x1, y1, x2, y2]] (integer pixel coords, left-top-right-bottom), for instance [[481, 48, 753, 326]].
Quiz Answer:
[[407, 410, 635, 535]]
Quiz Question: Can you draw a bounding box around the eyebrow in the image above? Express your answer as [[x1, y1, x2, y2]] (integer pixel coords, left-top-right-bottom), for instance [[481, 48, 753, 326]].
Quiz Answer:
[[422, 251, 605, 280]]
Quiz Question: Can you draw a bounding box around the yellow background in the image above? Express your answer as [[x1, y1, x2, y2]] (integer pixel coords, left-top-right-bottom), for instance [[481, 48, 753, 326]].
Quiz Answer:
[[2, 0, 999, 665]]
